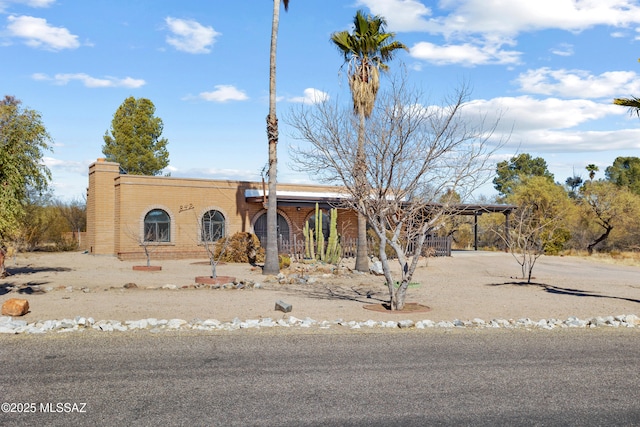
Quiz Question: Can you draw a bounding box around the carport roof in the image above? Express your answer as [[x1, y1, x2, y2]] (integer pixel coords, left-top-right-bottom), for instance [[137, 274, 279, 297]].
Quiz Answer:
[[244, 189, 516, 213]]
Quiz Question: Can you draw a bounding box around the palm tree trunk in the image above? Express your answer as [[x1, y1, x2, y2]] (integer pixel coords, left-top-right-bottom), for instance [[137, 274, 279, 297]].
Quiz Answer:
[[263, 0, 281, 275], [354, 110, 369, 272]]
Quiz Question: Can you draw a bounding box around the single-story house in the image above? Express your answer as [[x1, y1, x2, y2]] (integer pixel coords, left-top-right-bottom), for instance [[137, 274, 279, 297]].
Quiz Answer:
[[85, 158, 359, 260]]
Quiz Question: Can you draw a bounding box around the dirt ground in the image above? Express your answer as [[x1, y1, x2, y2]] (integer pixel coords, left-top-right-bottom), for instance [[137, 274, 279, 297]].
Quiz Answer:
[[1, 251, 639, 323]]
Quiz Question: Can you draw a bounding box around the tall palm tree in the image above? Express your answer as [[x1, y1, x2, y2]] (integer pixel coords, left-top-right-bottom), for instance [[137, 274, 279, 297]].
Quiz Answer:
[[586, 164, 599, 181], [331, 10, 407, 272], [263, 0, 289, 275]]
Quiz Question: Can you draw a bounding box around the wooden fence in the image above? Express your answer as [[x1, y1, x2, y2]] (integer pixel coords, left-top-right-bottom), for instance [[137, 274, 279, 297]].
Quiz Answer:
[[278, 235, 452, 260]]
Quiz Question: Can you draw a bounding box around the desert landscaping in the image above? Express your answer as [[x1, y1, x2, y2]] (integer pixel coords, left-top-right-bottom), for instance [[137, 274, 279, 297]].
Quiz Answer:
[[0, 250, 639, 333]]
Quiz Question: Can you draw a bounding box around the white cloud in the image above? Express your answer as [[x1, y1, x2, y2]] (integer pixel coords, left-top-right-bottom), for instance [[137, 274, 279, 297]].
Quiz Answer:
[[6, 15, 79, 50], [410, 40, 521, 66], [21, 0, 54, 6], [360, 0, 640, 67], [550, 43, 574, 57], [363, 0, 640, 37], [197, 85, 248, 102], [515, 68, 640, 99], [465, 96, 619, 131], [355, 0, 433, 32], [43, 157, 91, 173], [0, 0, 54, 12], [165, 17, 219, 54], [288, 88, 329, 104], [456, 95, 638, 152], [170, 166, 260, 181], [32, 72, 145, 88]]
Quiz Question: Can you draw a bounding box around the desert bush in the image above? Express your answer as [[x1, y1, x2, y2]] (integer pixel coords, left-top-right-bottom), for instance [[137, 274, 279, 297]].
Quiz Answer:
[[213, 232, 265, 264], [279, 254, 291, 269]]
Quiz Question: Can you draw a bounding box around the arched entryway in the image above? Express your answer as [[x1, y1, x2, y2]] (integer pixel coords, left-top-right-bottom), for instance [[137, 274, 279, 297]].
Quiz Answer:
[[252, 211, 291, 247]]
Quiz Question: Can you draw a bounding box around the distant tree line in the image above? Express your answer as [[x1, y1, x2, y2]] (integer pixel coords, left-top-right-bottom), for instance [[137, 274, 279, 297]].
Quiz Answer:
[[443, 153, 640, 257]]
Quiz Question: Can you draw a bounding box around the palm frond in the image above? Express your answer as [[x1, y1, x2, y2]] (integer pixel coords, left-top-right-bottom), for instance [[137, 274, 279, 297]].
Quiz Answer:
[[614, 96, 640, 117]]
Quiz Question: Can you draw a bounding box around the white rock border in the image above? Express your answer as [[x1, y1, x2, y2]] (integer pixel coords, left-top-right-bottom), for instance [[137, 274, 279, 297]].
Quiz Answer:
[[0, 314, 638, 334]]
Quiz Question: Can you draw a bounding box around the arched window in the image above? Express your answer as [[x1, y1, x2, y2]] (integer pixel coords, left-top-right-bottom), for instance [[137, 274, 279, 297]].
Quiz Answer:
[[202, 210, 225, 242], [306, 209, 330, 240], [254, 212, 290, 246], [144, 209, 170, 242]]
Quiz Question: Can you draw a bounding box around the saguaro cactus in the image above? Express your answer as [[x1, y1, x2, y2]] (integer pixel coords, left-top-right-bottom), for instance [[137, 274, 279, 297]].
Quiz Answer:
[[303, 204, 342, 264], [324, 208, 341, 264], [303, 219, 315, 259], [315, 204, 325, 261]]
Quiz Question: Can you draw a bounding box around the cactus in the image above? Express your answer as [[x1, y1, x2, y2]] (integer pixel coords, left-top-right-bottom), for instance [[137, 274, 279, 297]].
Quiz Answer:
[[324, 208, 342, 264], [303, 220, 311, 259], [303, 219, 315, 259], [315, 203, 325, 261], [303, 204, 342, 264]]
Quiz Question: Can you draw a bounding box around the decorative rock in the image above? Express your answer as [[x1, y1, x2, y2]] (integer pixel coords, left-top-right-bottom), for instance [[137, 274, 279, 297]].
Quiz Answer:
[[416, 320, 435, 328], [275, 300, 292, 313], [124, 283, 138, 289], [625, 314, 640, 326], [369, 260, 384, 276], [167, 318, 187, 329], [566, 316, 587, 328], [398, 320, 415, 329], [436, 321, 455, 328], [2, 298, 30, 316], [0, 311, 637, 334]]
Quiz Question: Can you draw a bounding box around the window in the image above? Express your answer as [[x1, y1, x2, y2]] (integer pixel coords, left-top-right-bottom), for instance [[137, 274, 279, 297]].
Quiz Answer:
[[254, 212, 289, 246], [144, 209, 170, 242], [306, 209, 330, 240], [202, 210, 225, 242]]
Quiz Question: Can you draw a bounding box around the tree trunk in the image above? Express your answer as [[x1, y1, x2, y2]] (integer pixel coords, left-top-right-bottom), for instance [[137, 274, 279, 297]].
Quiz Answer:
[[394, 281, 408, 311], [263, 0, 281, 275], [378, 233, 396, 310], [0, 247, 5, 278], [587, 225, 613, 255], [354, 110, 368, 272]]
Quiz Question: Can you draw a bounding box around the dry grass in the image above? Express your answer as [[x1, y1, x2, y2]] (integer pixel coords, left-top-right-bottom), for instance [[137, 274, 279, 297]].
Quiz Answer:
[[561, 249, 640, 267]]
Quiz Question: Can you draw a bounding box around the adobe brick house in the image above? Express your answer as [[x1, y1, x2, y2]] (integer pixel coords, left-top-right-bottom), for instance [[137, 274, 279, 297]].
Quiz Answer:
[[86, 159, 358, 260]]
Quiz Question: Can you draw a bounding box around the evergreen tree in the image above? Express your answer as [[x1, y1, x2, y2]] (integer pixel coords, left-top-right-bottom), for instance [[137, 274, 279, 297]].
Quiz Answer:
[[103, 97, 169, 175], [605, 156, 640, 195], [493, 153, 554, 197]]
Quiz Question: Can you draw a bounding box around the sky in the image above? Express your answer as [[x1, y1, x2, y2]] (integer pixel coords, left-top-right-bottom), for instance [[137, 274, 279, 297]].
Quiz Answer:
[[3, 0, 640, 202]]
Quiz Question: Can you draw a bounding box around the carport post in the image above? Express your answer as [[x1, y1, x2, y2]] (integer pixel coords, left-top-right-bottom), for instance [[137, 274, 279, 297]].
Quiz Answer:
[[504, 211, 511, 251], [474, 211, 479, 251]]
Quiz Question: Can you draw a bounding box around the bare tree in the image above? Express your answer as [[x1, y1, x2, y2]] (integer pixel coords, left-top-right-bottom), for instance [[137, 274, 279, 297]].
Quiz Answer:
[[198, 215, 229, 279], [289, 76, 500, 310], [55, 197, 86, 248], [500, 177, 573, 283], [124, 226, 167, 267]]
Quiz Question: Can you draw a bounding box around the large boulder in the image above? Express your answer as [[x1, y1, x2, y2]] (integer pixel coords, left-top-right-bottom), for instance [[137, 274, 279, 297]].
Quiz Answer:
[[2, 298, 30, 316]]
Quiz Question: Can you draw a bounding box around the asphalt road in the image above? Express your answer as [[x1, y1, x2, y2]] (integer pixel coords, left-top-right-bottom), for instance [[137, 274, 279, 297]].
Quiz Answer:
[[1, 329, 639, 426]]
